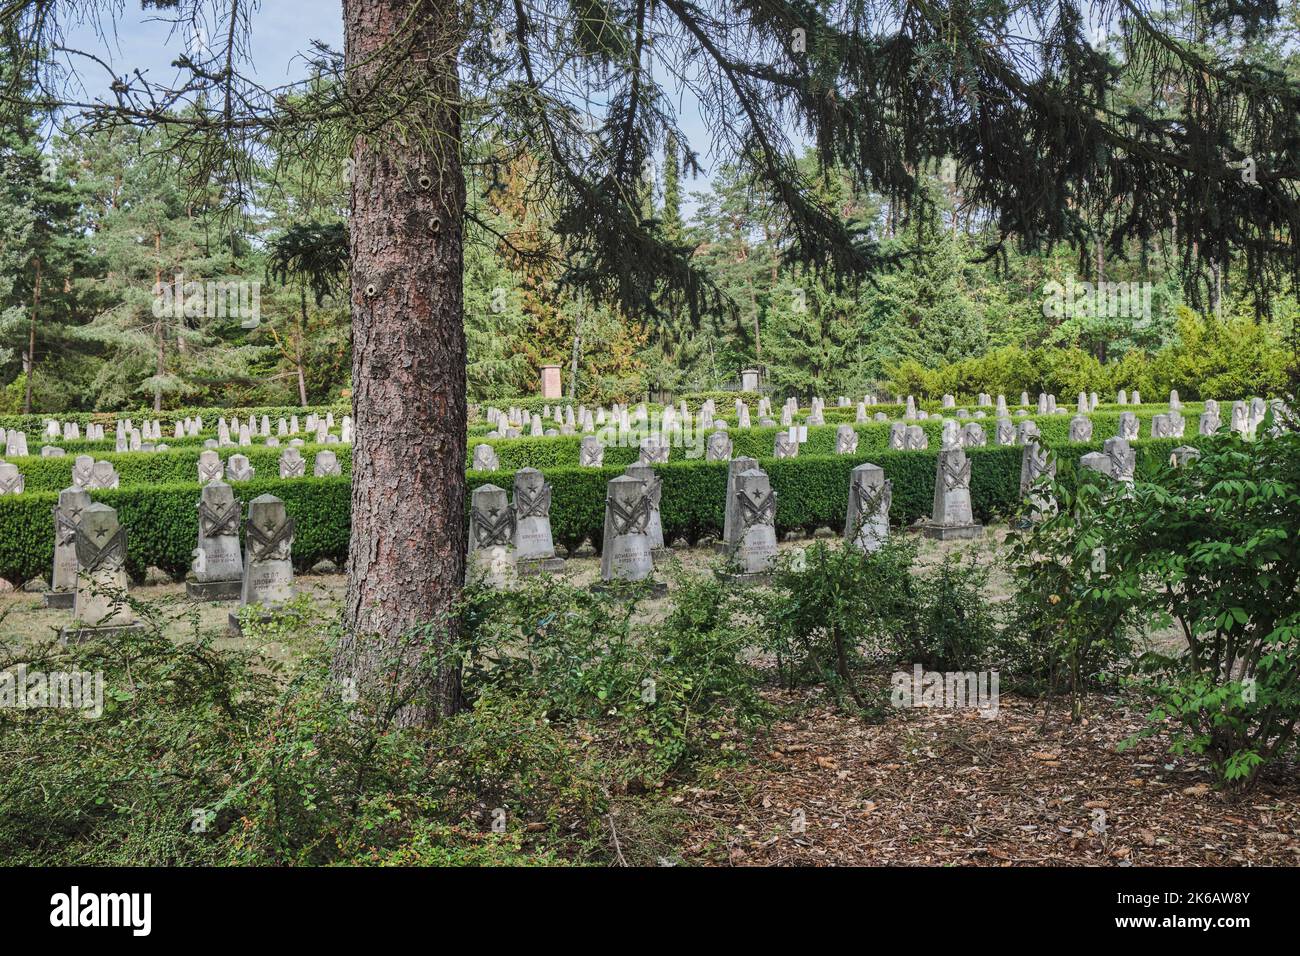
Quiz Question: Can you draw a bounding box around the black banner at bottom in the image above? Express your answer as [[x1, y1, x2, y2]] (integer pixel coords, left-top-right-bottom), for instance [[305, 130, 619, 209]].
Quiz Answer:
[[0, 865, 1279, 940]]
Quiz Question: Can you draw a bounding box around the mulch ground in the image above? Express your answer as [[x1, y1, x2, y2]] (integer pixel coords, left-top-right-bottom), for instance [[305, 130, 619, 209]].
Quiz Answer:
[[662, 688, 1300, 866]]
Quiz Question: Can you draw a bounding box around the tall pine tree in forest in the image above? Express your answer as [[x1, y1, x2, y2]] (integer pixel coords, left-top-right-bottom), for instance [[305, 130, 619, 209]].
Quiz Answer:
[[0, 53, 86, 413]]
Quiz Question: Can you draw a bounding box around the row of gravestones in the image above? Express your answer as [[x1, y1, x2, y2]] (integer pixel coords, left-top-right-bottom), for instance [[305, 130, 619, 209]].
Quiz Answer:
[[0, 448, 343, 499], [470, 431, 1214, 593], [196, 448, 343, 482], [479, 388, 1217, 440], [27, 412, 353, 459], [44, 486, 296, 640], [467, 398, 1274, 472], [36, 432, 1216, 640], [3, 397, 1285, 498]]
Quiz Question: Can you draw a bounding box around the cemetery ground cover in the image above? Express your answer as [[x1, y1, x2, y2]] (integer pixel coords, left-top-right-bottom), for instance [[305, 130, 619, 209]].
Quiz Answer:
[[5, 520, 1297, 867]]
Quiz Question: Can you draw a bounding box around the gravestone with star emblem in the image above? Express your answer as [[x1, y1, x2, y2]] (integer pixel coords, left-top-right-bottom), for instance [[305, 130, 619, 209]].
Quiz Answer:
[[598, 474, 660, 591], [62, 502, 142, 643], [197, 449, 224, 484], [723, 467, 778, 579], [186, 481, 244, 601], [279, 447, 306, 478], [623, 462, 669, 558], [226, 454, 255, 482], [844, 462, 892, 554], [313, 450, 341, 477], [705, 429, 733, 462], [230, 494, 295, 633], [45, 486, 92, 608], [1019, 439, 1058, 523], [467, 483, 516, 588], [512, 468, 565, 574], [715, 456, 758, 555], [921, 446, 982, 540], [0, 461, 22, 495], [579, 435, 604, 467]]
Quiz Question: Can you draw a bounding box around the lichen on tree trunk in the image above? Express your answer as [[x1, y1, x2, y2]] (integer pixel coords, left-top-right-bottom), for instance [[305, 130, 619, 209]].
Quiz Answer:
[[334, 0, 467, 726]]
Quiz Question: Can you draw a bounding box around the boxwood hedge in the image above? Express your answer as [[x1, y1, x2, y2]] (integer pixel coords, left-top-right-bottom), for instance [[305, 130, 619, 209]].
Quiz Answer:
[[3, 443, 353, 494], [0, 403, 350, 436], [0, 436, 1198, 586]]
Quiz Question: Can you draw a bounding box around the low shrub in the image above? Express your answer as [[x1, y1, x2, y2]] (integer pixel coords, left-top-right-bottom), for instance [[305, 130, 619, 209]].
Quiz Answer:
[[895, 553, 999, 672], [460, 572, 764, 777], [1105, 423, 1300, 790], [757, 538, 917, 712], [0, 597, 607, 865]]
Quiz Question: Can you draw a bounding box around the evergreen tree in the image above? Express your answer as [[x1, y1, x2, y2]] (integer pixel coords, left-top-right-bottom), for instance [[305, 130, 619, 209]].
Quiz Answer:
[[0, 54, 88, 413]]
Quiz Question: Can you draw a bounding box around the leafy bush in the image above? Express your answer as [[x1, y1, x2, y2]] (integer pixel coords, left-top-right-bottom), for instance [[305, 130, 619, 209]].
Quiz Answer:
[[1000, 472, 1147, 719], [460, 573, 763, 776], [1102, 421, 1300, 790], [895, 553, 999, 671], [884, 315, 1292, 401], [758, 538, 917, 711], [0, 596, 606, 865]]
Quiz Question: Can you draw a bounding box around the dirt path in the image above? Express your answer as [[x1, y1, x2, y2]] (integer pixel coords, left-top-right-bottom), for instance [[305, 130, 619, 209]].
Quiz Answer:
[[662, 687, 1300, 866]]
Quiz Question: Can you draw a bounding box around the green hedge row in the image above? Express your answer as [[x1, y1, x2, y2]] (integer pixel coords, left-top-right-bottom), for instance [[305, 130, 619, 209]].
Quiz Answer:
[[467, 406, 1197, 472], [4, 405, 1201, 492], [0, 437, 1199, 586], [0, 477, 352, 586], [0, 403, 349, 435], [3, 444, 353, 494]]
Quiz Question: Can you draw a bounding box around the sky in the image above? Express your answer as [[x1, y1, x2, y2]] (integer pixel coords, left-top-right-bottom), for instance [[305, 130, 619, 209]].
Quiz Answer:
[[61, 1, 718, 211]]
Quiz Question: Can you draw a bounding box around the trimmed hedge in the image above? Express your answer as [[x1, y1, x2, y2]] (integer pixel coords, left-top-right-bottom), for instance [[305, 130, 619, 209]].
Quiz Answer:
[[0, 403, 349, 435], [0, 477, 351, 586], [5, 404, 1200, 493], [467, 406, 1198, 473], [4, 444, 353, 495], [0, 436, 1199, 586]]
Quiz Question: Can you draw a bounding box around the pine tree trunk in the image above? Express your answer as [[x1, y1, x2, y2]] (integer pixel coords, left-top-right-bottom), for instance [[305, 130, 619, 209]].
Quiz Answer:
[[297, 288, 309, 407], [24, 258, 40, 415], [154, 316, 164, 412], [333, 0, 467, 726], [154, 231, 163, 412]]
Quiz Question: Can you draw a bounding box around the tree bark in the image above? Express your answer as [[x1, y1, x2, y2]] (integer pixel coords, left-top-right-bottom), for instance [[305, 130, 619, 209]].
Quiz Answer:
[[24, 257, 41, 415], [334, 0, 467, 726], [297, 287, 309, 406], [154, 230, 163, 412], [568, 298, 581, 401]]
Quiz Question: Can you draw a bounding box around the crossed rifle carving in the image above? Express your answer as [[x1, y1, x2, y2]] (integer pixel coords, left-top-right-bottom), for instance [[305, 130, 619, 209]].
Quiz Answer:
[[514, 483, 551, 519], [247, 516, 294, 562], [54, 505, 84, 546], [471, 506, 515, 547], [736, 488, 776, 529], [74, 526, 127, 572], [641, 476, 662, 508], [199, 500, 241, 538], [853, 478, 892, 518], [941, 458, 971, 492], [607, 492, 651, 536]]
